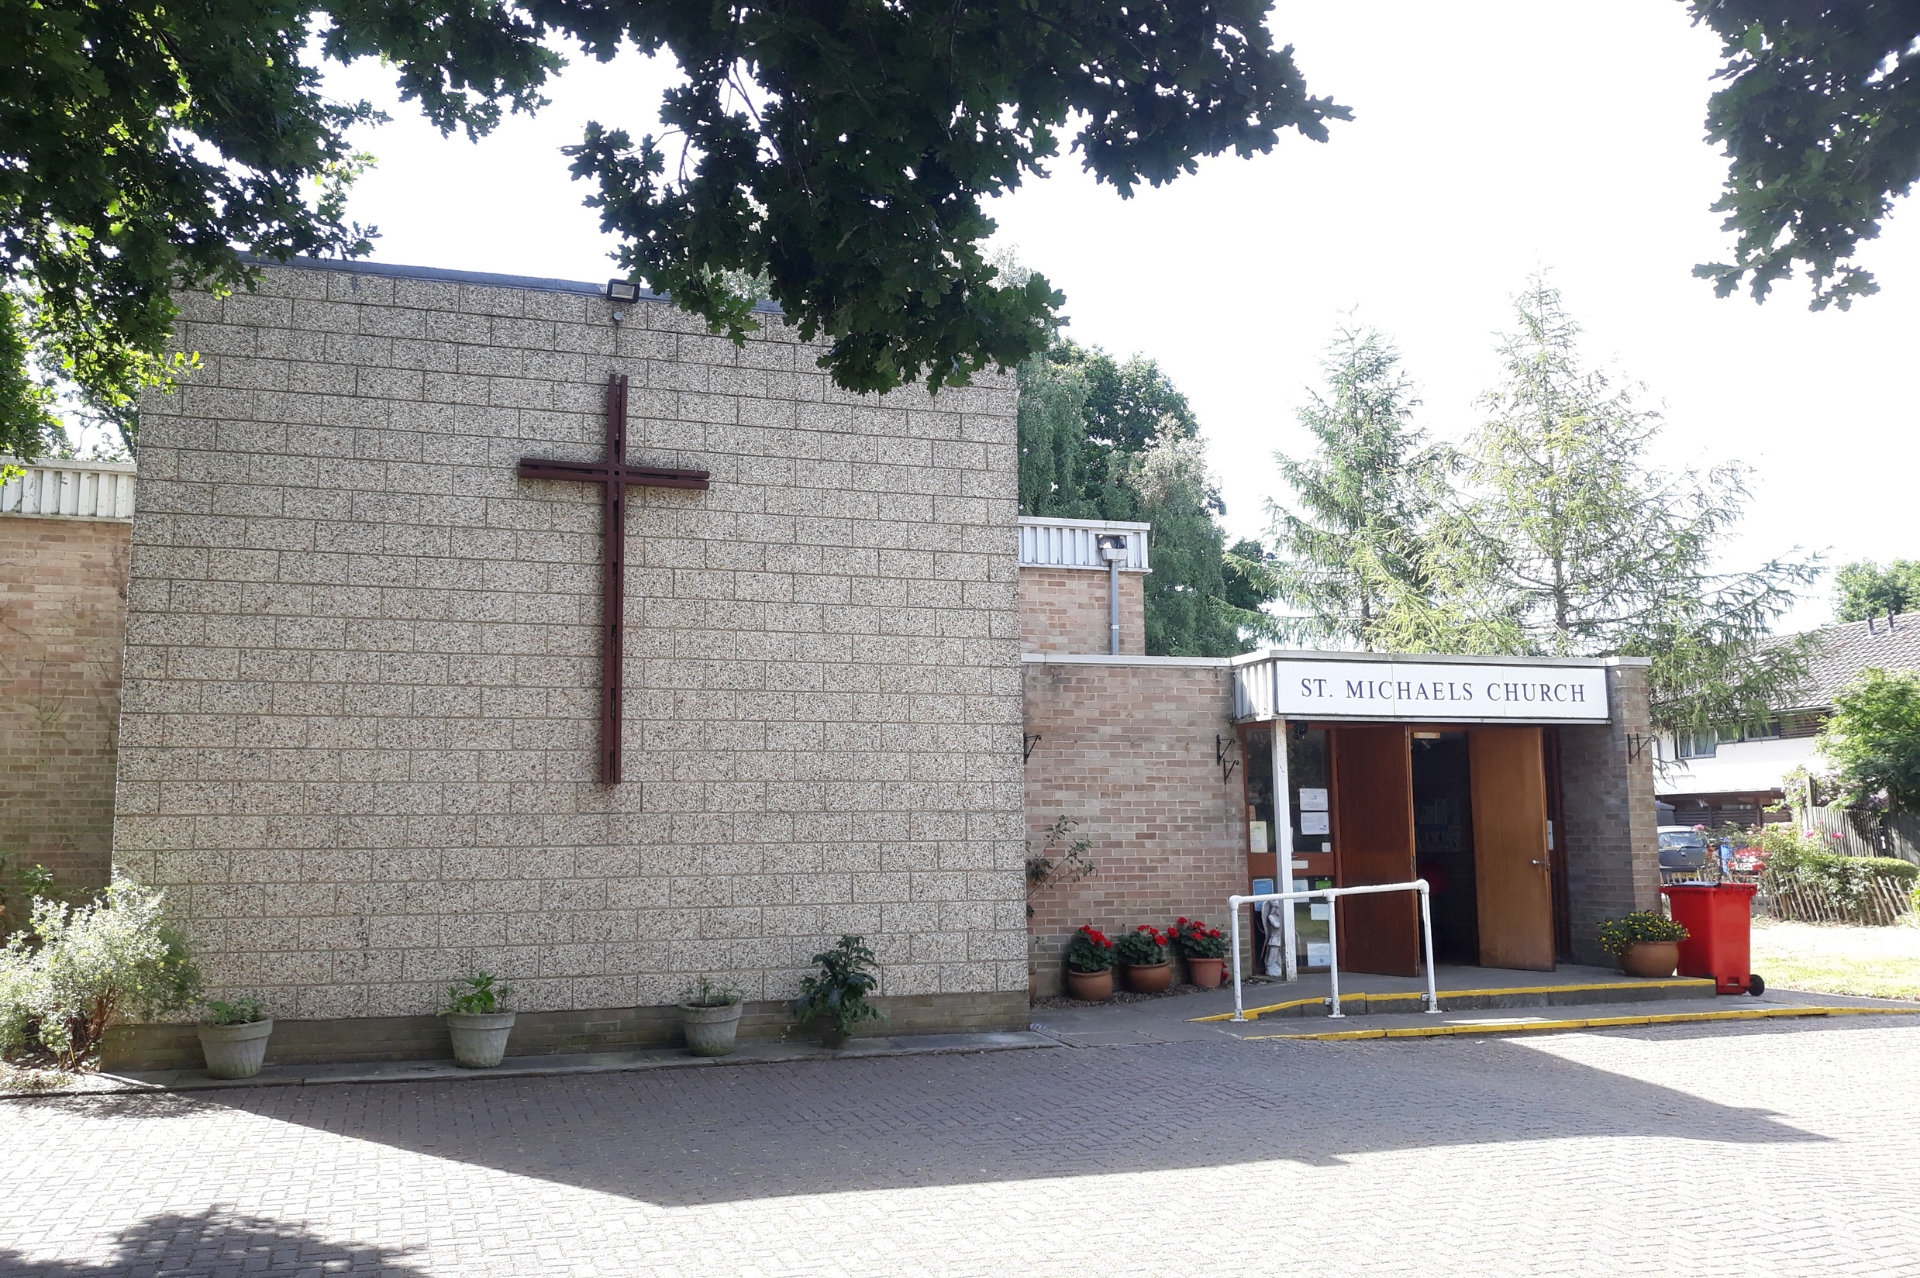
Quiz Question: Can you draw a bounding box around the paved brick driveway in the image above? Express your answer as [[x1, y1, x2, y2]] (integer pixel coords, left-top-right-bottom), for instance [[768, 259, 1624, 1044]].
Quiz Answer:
[[4, 1018, 1917, 1276]]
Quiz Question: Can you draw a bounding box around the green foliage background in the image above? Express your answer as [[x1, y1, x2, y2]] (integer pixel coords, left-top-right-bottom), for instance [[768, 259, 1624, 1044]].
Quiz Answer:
[[1819, 669, 1920, 813], [1016, 340, 1276, 656], [1834, 560, 1920, 623]]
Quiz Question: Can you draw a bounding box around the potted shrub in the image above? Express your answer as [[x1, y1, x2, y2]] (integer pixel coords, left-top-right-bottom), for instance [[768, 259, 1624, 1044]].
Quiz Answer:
[[1598, 912, 1691, 977], [679, 977, 745, 1057], [789, 935, 885, 1049], [1063, 924, 1115, 1001], [197, 997, 273, 1080], [1116, 925, 1173, 993], [1171, 917, 1229, 989], [440, 974, 514, 1068]]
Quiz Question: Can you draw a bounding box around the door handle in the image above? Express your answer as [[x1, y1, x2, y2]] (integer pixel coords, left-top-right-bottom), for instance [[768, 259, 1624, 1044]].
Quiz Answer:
[[1530, 859, 1549, 867]]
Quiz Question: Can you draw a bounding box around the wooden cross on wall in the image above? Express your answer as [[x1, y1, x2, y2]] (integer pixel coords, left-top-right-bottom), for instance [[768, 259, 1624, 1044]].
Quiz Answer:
[[518, 372, 709, 784]]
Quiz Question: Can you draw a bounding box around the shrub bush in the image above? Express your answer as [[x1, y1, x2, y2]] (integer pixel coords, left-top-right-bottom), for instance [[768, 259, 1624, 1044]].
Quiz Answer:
[[1754, 825, 1918, 918], [0, 878, 201, 1070]]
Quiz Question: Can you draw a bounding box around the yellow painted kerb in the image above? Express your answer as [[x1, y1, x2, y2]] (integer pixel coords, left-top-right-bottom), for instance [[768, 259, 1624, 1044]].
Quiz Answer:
[[1246, 1004, 1920, 1041]]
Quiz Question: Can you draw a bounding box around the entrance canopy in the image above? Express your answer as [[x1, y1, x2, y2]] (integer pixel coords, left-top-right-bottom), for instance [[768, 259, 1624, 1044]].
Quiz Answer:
[[1232, 650, 1612, 725]]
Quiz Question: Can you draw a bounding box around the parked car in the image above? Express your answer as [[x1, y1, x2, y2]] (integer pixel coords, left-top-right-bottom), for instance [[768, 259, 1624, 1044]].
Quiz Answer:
[[1657, 826, 1710, 873]]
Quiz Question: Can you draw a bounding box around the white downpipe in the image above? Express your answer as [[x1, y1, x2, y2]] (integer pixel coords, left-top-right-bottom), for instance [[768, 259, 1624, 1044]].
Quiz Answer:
[[1227, 880, 1441, 1022]]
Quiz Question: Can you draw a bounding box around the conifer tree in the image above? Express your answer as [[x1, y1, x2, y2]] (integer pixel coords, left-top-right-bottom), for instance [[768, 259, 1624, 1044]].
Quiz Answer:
[[1403, 277, 1819, 734], [1268, 325, 1441, 648]]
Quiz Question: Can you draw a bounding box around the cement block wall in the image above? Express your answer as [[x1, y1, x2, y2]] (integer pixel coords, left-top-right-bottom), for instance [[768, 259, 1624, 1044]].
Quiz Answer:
[[0, 514, 130, 891], [113, 260, 1027, 1043], [1017, 567, 1145, 656], [1558, 662, 1661, 966], [1021, 656, 1244, 995]]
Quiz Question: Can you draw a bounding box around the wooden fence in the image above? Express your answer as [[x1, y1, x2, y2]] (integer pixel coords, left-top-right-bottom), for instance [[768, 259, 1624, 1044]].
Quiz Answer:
[[1804, 806, 1920, 866], [1758, 874, 1917, 926]]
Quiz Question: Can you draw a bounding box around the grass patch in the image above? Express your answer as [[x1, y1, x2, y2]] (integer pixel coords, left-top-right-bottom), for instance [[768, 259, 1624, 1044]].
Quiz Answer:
[[1750, 919, 1920, 1001]]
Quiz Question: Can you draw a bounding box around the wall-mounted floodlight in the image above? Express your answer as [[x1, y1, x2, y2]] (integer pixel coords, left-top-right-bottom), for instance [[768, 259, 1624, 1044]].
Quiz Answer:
[[605, 279, 641, 303], [1096, 533, 1128, 563]]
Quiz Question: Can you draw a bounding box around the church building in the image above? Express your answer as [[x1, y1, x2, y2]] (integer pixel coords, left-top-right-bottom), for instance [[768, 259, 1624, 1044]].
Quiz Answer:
[[0, 258, 1660, 1069]]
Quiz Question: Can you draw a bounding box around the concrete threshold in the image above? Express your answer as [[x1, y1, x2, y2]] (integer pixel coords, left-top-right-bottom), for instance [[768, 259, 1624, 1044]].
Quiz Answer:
[[23, 1031, 1056, 1099]]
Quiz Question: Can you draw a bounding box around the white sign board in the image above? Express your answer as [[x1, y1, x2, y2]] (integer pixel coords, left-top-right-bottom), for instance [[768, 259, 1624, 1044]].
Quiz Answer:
[[1267, 660, 1609, 723], [1298, 788, 1329, 812]]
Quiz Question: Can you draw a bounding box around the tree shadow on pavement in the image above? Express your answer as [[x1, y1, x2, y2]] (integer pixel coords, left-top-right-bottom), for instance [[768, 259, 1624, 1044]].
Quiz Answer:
[[150, 1027, 1866, 1209], [0, 1208, 429, 1278]]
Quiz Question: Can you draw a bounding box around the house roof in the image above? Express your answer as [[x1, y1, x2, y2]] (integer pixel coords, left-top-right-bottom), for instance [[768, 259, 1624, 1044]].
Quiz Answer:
[[1781, 611, 1920, 712]]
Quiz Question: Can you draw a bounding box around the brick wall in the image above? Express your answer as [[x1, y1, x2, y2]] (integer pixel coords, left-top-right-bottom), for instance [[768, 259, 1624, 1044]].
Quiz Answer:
[[0, 514, 130, 890], [1021, 656, 1243, 995], [114, 260, 1026, 1037], [1017, 567, 1145, 656], [1559, 661, 1661, 966]]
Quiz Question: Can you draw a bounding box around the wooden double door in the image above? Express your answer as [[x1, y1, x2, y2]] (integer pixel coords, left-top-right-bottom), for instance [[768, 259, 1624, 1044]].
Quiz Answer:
[[1332, 724, 1555, 975]]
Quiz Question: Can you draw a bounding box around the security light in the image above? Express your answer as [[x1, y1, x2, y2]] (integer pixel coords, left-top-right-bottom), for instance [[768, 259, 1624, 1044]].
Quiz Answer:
[[1096, 533, 1128, 563], [605, 279, 641, 303]]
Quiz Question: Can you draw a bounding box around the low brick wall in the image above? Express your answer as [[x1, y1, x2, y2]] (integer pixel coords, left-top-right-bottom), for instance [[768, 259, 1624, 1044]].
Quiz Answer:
[[1022, 657, 1245, 996], [101, 989, 1029, 1071], [0, 515, 130, 891]]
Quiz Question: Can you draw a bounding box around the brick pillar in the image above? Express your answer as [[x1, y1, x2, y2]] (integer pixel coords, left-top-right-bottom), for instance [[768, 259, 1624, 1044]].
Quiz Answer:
[[1557, 660, 1661, 967]]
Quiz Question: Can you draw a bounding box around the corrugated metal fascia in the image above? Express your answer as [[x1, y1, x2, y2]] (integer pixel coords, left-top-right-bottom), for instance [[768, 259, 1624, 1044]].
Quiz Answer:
[[0, 458, 137, 520]]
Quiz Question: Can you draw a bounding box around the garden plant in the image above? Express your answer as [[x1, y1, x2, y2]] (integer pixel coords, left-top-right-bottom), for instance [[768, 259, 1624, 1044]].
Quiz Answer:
[[1597, 912, 1691, 955], [789, 935, 886, 1044], [0, 877, 200, 1071], [1064, 925, 1115, 972]]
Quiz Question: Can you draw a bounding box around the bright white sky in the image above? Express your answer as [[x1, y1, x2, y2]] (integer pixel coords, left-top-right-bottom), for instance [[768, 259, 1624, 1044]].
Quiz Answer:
[[317, 0, 1920, 634]]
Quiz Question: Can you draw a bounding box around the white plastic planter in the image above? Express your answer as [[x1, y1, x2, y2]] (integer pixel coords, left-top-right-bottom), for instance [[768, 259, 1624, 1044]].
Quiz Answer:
[[446, 1011, 516, 1067], [680, 1002, 744, 1057], [197, 1019, 274, 1079]]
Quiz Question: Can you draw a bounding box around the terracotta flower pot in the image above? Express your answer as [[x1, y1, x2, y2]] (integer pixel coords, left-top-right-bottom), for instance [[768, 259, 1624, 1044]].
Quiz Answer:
[[1621, 941, 1679, 978], [1065, 967, 1113, 1001], [1126, 961, 1173, 993], [1187, 957, 1225, 989]]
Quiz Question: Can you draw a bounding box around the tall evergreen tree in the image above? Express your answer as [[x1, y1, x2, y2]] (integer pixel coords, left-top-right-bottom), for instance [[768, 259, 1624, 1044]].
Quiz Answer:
[[1267, 325, 1440, 648], [1392, 278, 1820, 734]]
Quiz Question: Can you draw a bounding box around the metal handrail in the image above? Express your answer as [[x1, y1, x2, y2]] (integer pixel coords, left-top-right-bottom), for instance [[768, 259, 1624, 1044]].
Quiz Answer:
[[1226, 880, 1441, 1021]]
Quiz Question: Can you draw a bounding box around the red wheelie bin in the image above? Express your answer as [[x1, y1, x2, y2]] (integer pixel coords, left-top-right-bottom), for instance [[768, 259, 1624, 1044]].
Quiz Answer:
[[1659, 882, 1764, 995]]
